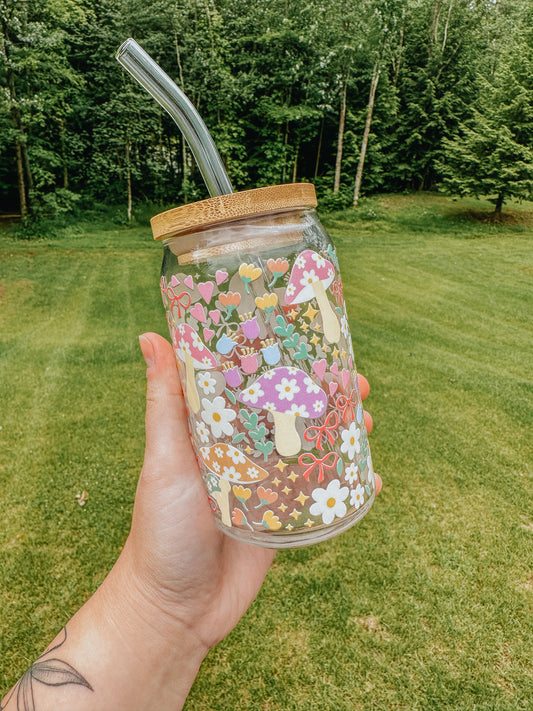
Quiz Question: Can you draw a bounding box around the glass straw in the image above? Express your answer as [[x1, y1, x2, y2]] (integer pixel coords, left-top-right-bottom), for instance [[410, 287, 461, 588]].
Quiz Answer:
[[116, 38, 233, 197]]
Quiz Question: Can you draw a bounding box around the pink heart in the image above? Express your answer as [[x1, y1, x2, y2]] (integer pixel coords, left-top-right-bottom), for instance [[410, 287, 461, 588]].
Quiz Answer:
[[198, 281, 214, 304], [341, 369, 351, 390], [312, 359, 327, 380], [216, 270, 228, 285], [203, 327, 215, 343], [184, 275, 194, 289], [190, 302, 207, 323], [170, 274, 180, 287], [348, 356, 353, 369], [330, 362, 339, 375], [209, 309, 221, 324], [329, 381, 339, 396]]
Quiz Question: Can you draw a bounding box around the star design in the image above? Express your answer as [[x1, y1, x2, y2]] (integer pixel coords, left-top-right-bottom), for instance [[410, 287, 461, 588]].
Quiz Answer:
[[295, 491, 309, 506], [274, 459, 288, 472], [278, 503, 288, 513], [272, 477, 281, 488], [322, 343, 330, 352], [245, 446, 253, 455], [289, 508, 302, 520], [289, 308, 299, 320], [303, 304, 318, 322], [282, 486, 292, 496], [304, 519, 315, 528], [287, 470, 299, 483], [341, 349, 347, 359], [313, 323, 322, 332], [301, 322, 310, 332], [285, 523, 294, 531], [310, 334, 320, 346], [332, 346, 340, 359]]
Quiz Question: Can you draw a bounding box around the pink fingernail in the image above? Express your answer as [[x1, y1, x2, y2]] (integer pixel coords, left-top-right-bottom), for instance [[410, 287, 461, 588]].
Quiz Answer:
[[139, 334, 155, 367]]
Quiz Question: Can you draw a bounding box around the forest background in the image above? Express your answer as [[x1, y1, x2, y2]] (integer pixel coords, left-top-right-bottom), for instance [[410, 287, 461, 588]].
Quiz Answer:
[[1, 0, 533, 225]]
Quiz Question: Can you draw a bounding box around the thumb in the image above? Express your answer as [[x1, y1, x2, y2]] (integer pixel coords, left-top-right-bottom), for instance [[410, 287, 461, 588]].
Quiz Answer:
[[138, 332, 198, 481]]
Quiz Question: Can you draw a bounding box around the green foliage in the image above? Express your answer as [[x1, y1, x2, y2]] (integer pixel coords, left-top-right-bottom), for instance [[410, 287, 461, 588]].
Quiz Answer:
[[0, 0, 532, 220]]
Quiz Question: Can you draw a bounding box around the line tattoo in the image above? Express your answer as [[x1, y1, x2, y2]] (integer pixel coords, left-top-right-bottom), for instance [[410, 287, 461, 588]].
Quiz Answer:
[[1, 627, 93, 711]]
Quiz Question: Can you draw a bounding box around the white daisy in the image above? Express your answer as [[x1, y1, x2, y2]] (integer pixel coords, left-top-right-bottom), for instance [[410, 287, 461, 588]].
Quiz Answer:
[[312, 399, 325, 413], [309, 479, 349, 525], [340, 422, 362, 460], [195, 421, 210, 443], [288, 403, 309, 418], [344, 462, 358, 485], [296, 255, 307, 269], [263, 369, 275, 380], [227, 446, 246, 465], [304, 377, 321, 394], [240, 381, 265, 405], [222, 465, 240, 481], [263, 401, 277, 412], [191, 332, 205, 351], [300, 269, 319, 287], [311, 252, 326, 268], [197, 371, 216, 395], [286, 283, 296, 297], [247, 466, 260, 479], [275, 377, 300, 402], [350, 483, 365, 509], [340, 315, 349, 339]]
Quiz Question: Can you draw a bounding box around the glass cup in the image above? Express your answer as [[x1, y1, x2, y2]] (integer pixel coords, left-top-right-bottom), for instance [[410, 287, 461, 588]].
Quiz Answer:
[[151, 184, 375, 547]]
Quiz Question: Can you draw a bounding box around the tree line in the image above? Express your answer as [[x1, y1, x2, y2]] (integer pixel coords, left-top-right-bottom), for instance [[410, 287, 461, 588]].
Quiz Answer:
[[1, 0, 532, 222]]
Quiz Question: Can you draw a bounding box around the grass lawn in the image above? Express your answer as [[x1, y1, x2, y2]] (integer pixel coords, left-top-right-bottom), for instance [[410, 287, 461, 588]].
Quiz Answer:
[[1, 193, 532, 709]]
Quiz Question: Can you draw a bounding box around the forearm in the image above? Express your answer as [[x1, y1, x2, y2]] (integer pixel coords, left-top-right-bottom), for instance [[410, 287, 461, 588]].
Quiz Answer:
[[1, 544, 208, 711]]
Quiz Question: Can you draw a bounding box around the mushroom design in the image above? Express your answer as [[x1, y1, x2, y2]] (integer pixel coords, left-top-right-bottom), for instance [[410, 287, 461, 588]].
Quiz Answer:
[[285, 249, 341, 343], [173, 323, 217, 413], [238, 366, 328, 457], [198, 443, 269, 527]]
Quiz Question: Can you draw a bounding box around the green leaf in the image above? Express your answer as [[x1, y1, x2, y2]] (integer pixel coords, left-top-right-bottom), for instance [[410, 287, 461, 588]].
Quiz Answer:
[[225, 388, 237, 404]]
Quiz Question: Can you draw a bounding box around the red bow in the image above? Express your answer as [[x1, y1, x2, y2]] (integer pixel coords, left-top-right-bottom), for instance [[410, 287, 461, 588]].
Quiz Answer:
[[332, 280, 344, 305], [304, 411, 339, 451], [298, 452, 338, 483], [166, 287, 191, 317], [336, 389, 358, 422]]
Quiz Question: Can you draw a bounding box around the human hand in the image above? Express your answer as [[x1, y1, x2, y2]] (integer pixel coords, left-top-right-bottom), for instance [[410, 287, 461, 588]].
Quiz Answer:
[[119, 332, 381, 654]]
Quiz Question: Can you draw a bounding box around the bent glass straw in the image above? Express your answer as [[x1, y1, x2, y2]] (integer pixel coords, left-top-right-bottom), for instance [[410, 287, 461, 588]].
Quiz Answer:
[[116, 38, 233, 197]]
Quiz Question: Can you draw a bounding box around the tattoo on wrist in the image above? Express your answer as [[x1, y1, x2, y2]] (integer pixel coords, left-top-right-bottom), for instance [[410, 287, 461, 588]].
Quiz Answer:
[[1, 627, 93, 711]]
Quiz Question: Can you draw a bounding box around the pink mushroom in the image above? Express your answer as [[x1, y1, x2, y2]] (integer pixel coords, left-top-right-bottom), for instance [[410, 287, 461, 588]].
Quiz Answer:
[[173, 323, 217, 413], [238, 366, 328, 457], [198, 443, 269, 527], [285, 249, 341, 343]]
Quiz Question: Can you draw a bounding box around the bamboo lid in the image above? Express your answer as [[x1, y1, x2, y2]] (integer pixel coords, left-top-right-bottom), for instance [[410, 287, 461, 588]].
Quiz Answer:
[[150, 183, 317, 241]]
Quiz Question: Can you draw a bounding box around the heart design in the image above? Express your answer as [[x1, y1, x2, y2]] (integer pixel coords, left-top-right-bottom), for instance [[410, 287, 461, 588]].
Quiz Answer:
[[216, 270, 228, 285], [348, 356, 353, 369], [184, 275, 194, 289], [330, 362, 339, 375], [190, 302, 207, 323], [170, 274, 180, 287], [341, 368, 351, 390], [198, 281, 214, 304], [312, 359, 327, 380], [203, 327, 215, 343], [209, 309, 221, 324], [329, 381, 339, 396]]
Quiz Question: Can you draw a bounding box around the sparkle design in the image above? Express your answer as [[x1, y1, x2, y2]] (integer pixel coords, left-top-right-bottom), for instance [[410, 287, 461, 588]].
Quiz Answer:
[[303, 304, 319, 322]]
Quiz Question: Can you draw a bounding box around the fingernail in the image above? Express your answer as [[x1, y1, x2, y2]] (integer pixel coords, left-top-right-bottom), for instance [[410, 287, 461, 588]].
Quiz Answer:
[[139, 334, 155, 368]]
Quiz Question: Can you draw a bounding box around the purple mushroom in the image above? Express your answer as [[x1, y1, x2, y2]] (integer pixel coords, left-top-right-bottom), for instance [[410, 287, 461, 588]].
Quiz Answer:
[[285, 249, 341, 343], [238, 366, 328, 457]]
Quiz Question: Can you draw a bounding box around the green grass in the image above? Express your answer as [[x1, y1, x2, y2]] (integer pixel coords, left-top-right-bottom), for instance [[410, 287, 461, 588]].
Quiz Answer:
[[1, 193, 532, 709]]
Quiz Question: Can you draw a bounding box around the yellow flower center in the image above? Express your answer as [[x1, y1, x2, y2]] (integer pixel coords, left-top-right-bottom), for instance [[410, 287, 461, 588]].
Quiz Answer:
[[350, 437, 355, 445], [326, 497, 336, 508], [212, 412, 221, 422]]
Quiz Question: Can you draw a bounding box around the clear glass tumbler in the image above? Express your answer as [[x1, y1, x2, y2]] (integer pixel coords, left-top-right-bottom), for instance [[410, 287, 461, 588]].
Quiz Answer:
[[151, 184, 375, 547]]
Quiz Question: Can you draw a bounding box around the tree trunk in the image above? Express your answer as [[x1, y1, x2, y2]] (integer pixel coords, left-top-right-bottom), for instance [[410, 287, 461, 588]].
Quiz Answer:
[[125, 140, 132, 222], [333, 80, 348, 194], [314, 119, 324, 178], [493, 192, 504, 221], [15, 139, 27, 218], [353, 61, 380, 208], [58, 117, 69, 189]]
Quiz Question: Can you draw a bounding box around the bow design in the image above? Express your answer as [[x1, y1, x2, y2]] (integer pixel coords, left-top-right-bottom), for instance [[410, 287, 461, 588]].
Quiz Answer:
[[332, 280, 344, 305], [166, 287, 191, 317], [304, 411, 339, 451], [298, 452, 338, 483], [336, 389, 358, 422]]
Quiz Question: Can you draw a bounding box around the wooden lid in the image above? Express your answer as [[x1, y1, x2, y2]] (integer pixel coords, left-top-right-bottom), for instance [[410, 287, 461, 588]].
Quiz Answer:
[[150, 183, 317, 241]]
